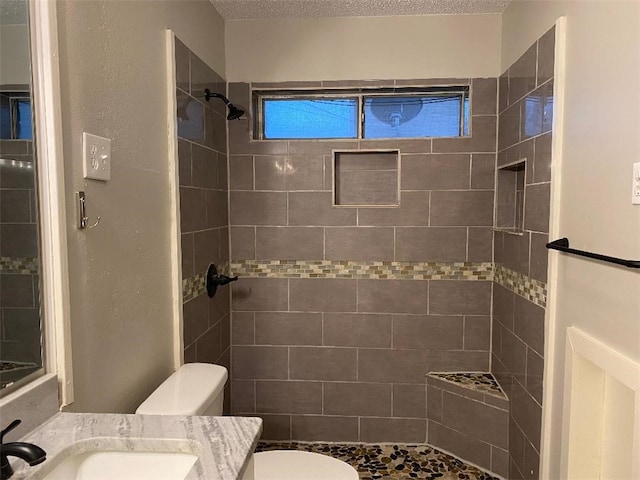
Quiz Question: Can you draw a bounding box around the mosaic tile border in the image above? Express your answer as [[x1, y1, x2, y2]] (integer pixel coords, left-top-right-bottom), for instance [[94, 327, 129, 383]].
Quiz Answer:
[[182, 272, 206, 302], [427, 372, 507, 400], [182, 260, 546, 307], [230, 260, 493, 281], [256, 442, 501, 480], [493, 263, 547, 308], [0, 256, 39, 274], [182, 262, 230, 303]]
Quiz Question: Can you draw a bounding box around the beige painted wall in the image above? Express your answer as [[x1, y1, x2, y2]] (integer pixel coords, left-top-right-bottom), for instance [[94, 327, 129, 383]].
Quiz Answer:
[[55, 0, 224, 413], [225, 14, 502, 82], [502, 1, 640, 477], [0, 25, 30, 85]]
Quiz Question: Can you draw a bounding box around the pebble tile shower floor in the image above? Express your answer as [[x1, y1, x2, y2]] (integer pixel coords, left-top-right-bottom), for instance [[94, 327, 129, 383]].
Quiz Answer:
[[256, 442, 501, 479]]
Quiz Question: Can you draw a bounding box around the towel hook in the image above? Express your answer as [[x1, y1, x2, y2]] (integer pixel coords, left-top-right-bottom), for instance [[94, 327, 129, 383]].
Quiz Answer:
[[77, 191, 101, 229]]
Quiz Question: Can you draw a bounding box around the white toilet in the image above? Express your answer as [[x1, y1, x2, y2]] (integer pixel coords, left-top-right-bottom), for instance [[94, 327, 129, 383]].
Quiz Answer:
[[136, 363, 359, 480]]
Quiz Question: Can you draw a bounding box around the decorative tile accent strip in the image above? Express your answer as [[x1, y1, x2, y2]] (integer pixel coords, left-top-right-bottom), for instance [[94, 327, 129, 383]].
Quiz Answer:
[[182, 262, 230, 302], [256, 442, 500, 480], [494, 263, 547, 308], [184, 259, 546, 307], [0, 256, 39, 274], [230, 260, 493, 281], [427, 372, 507, 400], [182, 273, 205, 302]]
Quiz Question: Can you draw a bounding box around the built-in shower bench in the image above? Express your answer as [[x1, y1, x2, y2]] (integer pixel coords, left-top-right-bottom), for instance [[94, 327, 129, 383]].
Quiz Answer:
[[426, 372, 509, 479]]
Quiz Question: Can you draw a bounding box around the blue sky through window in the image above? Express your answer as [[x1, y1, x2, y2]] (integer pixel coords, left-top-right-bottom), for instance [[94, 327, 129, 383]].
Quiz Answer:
[[264, 98, 358, 139], [364, 95, 467, 138]]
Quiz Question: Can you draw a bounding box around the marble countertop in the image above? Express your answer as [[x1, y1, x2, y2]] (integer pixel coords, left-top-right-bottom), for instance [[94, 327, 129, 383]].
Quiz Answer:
[[10, 412, 262, 480]]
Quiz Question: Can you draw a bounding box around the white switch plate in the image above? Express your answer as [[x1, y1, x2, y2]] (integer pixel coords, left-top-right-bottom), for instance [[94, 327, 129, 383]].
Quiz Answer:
[[83, 132, 111, 181], [633, 162, 640, 205]]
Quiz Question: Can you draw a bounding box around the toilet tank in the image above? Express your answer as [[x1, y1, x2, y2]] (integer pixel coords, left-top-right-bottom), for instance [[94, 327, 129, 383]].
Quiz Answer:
[[136, 363, 228, 416]]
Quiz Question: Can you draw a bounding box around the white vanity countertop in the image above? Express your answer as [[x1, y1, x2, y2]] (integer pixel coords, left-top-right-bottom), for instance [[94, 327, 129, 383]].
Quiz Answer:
[[10, 412, 262, 480]]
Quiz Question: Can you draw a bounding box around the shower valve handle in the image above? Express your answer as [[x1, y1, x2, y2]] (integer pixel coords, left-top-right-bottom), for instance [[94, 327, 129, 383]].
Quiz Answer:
[[206, 263, 238, 298]]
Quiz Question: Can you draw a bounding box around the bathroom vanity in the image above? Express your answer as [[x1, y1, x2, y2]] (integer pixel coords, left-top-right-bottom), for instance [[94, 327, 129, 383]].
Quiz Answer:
[[8, 413, 261, 480]]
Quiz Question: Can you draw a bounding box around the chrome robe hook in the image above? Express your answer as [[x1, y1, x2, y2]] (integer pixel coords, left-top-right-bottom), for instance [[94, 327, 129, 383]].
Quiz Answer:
[[77, 191, 101, 229]]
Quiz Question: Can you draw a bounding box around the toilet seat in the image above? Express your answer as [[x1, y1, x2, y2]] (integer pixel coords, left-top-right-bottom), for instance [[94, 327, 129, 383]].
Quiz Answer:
[[254, 451, 359, 480]]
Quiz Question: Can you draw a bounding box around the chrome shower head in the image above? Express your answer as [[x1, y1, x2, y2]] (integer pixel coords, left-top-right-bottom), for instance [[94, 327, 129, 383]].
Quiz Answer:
[[204, 89, 245, 120]]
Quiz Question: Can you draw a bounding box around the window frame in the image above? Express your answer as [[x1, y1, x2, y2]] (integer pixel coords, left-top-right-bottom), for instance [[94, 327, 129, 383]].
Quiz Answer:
[[253, 86, 470, 141]]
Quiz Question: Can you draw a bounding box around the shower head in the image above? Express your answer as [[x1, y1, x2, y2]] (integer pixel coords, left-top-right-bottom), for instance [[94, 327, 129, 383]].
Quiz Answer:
[[204, 89, 245, 120]]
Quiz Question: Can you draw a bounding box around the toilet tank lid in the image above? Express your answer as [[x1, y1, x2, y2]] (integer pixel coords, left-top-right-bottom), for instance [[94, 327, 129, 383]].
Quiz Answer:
[[136, 363, 228, 416]]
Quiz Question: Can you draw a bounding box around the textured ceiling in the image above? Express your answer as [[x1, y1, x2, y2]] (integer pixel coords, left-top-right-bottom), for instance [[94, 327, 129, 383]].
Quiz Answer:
[[210, 0, 511, 20], [0, 0, 28, 25]]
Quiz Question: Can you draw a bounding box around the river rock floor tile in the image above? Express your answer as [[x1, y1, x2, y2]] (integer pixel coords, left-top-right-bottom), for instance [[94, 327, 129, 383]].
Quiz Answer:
[[256, 442, 501, 479]]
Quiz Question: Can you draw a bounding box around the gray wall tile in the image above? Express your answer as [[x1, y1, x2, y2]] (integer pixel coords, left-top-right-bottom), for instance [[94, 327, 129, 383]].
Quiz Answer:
[[395, 227, 467, 262], [291, 416, 359, 442], [231, 311, 255, 345], [471, 153, 496, 189], [288, 192, 357, 226], [428, 350, 490, 372], [289, 278, 357, 313], [231, 380, 255, 414], [256, 380, 322, 414], [230, 191, 287, 226], [232, 346, 288, 379], [336, 170, 398, 205], [358, 279, 427, 314], [325, 227, 394, 261], [393, 384, 427, 418], [229, 155, 254, 190], [230, 227, 255, 259], [442, 392, 508, 448], [401, 154, 471, 190], [255, 312, 322, 346], [324, 382, 392, 416], [358, 348, 428, 383], [509, 43, 537, 104], [256, 227, 324, 260], [183, 294, 208, 346], [286, 155, 325, 191], [254, 155, 286, 191], [432, 115, 497, 153], [393, 315, 464, 350], [430, 191, 494, 226], [361, 418, 426, 443], [524, 183, 550, 233], [468, 227, 493, 262], [511, 381, 542, 448], [429, 281, 492, 315], [357, 191, 430, 226], [472, 78, 497, 115], [513, 295, 545, 356], [537, 27, 556, 86], [323, 313, 392, 348], [232, 278, 289, 312], [289, 347, 357, 381], [259, 414, 291, 440], [464, 316, 491, 351], [428, 421, 491, 471]]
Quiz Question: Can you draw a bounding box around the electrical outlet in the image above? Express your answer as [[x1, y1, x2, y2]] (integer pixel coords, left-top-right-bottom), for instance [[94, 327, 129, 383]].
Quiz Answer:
[[633, 162, 640, 205], [83, 132, 111, 181]]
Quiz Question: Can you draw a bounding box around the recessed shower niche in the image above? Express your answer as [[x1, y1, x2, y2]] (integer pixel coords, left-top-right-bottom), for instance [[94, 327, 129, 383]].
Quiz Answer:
[[333, 150, 399, 206], [495, 159, 526, 234]]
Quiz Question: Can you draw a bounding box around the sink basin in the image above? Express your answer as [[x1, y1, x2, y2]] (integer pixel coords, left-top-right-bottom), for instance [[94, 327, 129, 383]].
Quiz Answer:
[[42, 448, 198, 480]]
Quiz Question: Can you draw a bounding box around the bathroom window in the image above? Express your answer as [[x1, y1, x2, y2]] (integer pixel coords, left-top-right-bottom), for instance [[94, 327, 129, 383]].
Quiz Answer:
[[0, 94, 33, 140], [254, 87, 469, 140]]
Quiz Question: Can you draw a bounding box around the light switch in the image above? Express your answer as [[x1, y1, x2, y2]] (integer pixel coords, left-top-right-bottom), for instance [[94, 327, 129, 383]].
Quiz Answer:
[[633, 162, 640, 205], [83, 132, 111, 181]]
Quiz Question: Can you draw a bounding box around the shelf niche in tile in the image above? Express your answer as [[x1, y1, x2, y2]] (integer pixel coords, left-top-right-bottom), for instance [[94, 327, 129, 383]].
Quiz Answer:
[[495, 159, 526, 234], [333, 150, 399, 207]]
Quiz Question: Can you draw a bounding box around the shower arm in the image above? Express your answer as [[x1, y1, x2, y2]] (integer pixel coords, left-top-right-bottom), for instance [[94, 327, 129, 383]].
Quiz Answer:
[[204, 89, 230, 105]]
